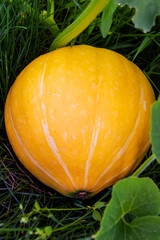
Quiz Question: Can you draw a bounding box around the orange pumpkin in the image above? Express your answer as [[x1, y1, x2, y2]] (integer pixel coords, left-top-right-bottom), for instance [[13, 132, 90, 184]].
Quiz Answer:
[[5, 45, 155, 198]]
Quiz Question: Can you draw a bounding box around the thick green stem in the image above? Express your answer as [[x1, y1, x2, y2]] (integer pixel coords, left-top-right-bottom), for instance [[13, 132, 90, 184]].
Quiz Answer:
[[49, 0, 111, 51], [132, 154, 156, 177]]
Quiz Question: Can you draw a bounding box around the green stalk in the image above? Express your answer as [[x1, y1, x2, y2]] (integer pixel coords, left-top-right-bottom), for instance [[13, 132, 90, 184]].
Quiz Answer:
[[49, 0, 111, 51], [39, 0, 59, 36], [132, 154, 156, 177], [47, 0, 55, 17]]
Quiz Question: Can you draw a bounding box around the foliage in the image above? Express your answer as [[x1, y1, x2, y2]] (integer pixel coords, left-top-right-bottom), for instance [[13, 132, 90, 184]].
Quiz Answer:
[[0, 0, 160, 239], [95, 177, 160, 240], [116, 0, 160, 32], [151, 97, 160, 164], [49, 0, 160, 49]]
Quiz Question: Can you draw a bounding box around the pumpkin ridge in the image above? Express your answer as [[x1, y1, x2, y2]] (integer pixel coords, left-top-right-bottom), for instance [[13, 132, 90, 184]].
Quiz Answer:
[[84, 116, 101, 189], [84, 49, 102, 189], [90, 82, 144, 191], [40, 53, 77, 191], [39, 53, 51, 98], [8, 104, 69, 192], [91, 139, 150, 193]]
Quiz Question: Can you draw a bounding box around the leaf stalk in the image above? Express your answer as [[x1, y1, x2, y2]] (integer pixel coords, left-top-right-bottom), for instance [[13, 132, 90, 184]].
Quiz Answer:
[[49, 0, 111, 51], [132, 154, 156, 177]]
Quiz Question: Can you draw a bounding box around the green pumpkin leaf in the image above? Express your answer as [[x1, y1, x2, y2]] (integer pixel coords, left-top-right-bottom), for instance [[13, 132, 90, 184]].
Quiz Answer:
[[125, 216, 160, 239], [95, 177, 160, 240], [116, 0, 160, 32], [94, 201, 106, 209], [92, 210, 102, 222], [44, 226, 53, 236], [34, 201, 41, 210], [151, 98, 160, 164], [100, 0, 117, 38]]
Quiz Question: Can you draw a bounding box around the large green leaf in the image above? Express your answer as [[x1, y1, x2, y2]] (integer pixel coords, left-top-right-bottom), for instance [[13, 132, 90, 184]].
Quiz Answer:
[[116, 0, 160, 32], [151, 97, 160, 164], [95, 177, 160, 240]]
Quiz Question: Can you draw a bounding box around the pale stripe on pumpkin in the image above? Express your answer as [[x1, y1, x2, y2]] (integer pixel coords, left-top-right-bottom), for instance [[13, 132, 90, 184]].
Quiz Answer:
[[39, 54, 51, 98], [84, 116, 101, 189], [90, 84, 144, 190], [91, 140, 150, 192], [84, 74, 102, 188], [9, 107, 68, 192], [42, 118, 77, 190], [40, 56, 77, 190]]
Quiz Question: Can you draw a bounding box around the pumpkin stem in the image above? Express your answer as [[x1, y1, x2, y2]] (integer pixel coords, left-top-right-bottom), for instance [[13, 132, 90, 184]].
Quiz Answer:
[[49, 0, 111, 50], [68, 190, 93, 199], [76, 191, 88, 200]]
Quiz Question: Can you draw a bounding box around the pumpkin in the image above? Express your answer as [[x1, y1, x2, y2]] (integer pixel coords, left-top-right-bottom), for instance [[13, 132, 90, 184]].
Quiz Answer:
[[5, 45, 155, 199]]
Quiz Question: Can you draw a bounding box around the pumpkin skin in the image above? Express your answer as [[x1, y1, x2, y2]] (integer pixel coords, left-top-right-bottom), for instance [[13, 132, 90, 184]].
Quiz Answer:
[[5, 45, 155, 198]]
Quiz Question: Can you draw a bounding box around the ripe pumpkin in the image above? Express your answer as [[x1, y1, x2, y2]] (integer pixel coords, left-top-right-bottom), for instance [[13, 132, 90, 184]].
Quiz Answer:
[[5, 45, 155, 199]]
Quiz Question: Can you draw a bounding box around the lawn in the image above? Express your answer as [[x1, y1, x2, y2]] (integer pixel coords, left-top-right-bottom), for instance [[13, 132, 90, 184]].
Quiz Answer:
[[0, 0, 160, 239]]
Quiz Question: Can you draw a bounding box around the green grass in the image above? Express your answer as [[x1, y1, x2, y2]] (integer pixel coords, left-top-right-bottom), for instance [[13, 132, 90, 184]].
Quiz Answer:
[[0, 0, 160, 239]]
